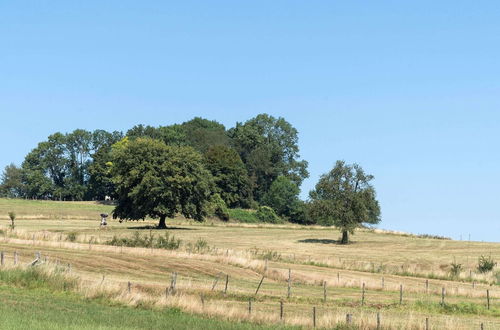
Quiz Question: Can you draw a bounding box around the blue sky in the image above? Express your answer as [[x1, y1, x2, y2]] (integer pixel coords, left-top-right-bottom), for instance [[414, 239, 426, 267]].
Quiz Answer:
[[1, 1, 499, 241]]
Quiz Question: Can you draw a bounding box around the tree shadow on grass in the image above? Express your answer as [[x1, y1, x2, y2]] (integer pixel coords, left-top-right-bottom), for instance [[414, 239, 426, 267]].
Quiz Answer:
[[297, 238, 342, 245], [125, 225, 196, 231]]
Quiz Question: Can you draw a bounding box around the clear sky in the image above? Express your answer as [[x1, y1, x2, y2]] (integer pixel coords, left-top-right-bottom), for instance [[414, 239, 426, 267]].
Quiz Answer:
[[1, 1, 499, 242]]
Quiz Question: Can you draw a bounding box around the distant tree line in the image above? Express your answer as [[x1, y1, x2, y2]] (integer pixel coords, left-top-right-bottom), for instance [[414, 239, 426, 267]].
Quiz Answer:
[[0, 114, 380, 243]]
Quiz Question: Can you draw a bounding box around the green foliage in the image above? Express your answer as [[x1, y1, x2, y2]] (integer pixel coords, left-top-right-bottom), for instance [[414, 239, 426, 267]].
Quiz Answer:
[[20, 129, 122, 201], [287, 200, 313, 225], [110, 137, 214, 228], [229, 114, 309, 202], [262, 176, 300, 218], [187, 238, 210, 253], [227, 208, 259, 223], [0, 164, 24, 198], [66, 232, 77, 242], [204, 145, 252, 208], [8, 211, 15, 229], [477, 255, 497, 273], [107, 231, 181, 250], [249, 248, 282, 261], [309, 160, 381, 244], [180, 117, 230, 153], [449, 261, 463, 278], [206, 194, 230, 221], [256, 206, 282, 224]]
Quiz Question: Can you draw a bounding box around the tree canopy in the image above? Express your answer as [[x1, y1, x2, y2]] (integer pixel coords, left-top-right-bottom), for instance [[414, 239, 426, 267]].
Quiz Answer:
[[0, 164, 24, 198], [262, 176, 300, 219], [229, 114, 309, 202], [203, 145, 252, 208], [110, 137, 214, 228], [308, 161, 381, 244]]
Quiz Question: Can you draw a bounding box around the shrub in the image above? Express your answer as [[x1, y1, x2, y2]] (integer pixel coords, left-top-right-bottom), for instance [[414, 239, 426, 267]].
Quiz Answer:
[[107, 231, 181, 250], [477, 255, 496, 273], [207, 194, 229, 221], [66, 232, 78, 242], [449, 261, 463, 278], [227, 208, 259, 223], [256, 206, 282, 223], [8, 211, 15, 229]]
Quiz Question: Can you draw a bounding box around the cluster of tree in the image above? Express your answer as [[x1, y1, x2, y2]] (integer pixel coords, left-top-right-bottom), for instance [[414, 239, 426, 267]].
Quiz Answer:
[[1, 130, 123, 201], [1, 114, 380, 243]]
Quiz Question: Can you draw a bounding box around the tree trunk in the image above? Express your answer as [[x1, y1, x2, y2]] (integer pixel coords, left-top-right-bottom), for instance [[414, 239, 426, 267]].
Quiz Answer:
[[158, 215, 167, 229], [340, 230, 349, 244]]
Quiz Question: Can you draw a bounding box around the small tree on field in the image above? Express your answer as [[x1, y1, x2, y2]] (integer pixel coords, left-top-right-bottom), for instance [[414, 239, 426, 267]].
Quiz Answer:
[[309, 161, 381, 244], [8, 211, 16, 229], [110, 137, 214, 228]]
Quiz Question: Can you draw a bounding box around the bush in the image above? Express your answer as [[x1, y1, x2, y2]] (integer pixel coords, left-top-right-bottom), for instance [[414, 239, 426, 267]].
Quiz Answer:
[[477, 255, 496, 273], [8, 211, 15, 229], [449, 261, 463, 278], [227, 208, 259, 223], [107, 231, 181, 250], [207, 194, 229, 221], [256, 206, 282, 224], [66, 232, 77, 242], [186, 238, 211, 253]]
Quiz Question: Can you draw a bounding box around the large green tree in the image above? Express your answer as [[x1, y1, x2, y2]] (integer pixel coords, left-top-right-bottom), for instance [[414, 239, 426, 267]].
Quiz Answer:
[[309, 161, 381, 244], [110, 137, 213, 228], [87, 130, 124, 200], [229, 114, 308, 202], [262, 176, 300, 219], [21, 129, 122, 200], [0, 164, 24, 198], [204, 145, 252, 208], [180, 117, 230, 153]]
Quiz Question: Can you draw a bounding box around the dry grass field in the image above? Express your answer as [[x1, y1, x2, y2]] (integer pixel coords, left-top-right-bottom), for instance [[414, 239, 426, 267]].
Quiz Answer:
[[0, 198, 498, 329]]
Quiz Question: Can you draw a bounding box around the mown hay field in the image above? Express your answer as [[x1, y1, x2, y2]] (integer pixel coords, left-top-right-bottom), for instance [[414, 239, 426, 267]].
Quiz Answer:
[[0, 198, 498, 329]]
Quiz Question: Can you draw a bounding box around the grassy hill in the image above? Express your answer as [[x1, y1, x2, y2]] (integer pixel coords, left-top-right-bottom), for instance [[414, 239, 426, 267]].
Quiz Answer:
[[0, 198, 498, 329]]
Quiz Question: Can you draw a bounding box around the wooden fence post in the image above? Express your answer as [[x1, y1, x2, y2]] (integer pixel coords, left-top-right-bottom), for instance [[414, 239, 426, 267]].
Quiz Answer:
[[376, 313, 381, 329], [280, 301, 284, 321], [14, 251, 18, 265], [287, 269, 291, 298], [264, 259, 268, 273], [480, 323, 484, 330], [224, 274, 229, 295], [200, 294, 205, 308], [426, 279, 429, 293], [248, 299, 252, 315], [0, 252, 4, 266], [323, 281, 327, 302], [441, 287, 446, 306], [425, 317, 429, 330], [255, 275, 265, 296], [399, 284, 403, 305], [361, 282, 366, 306], [487, 289, 490, 310], [312, 307, 316, 328], [128, 281, 131, 294], [337, 272, 340, 284]]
